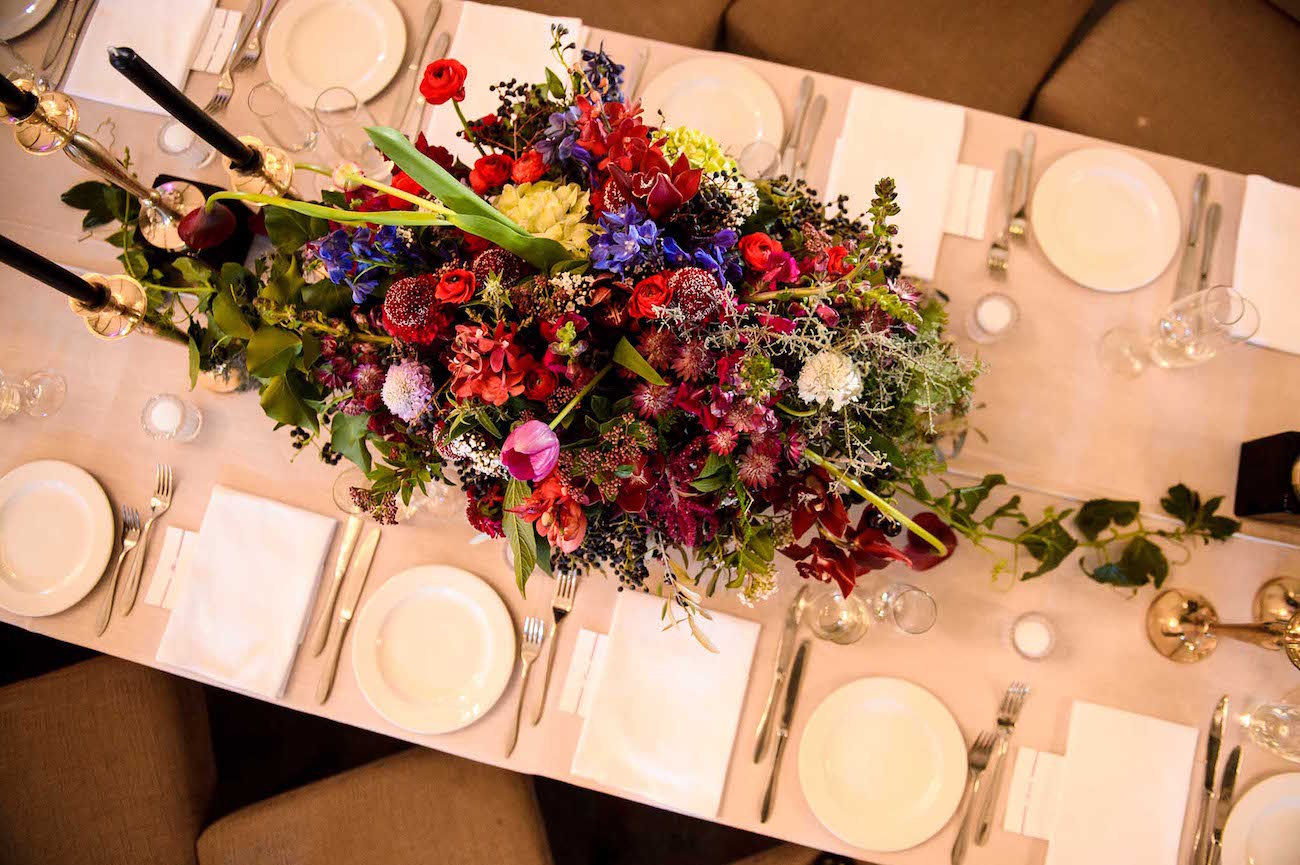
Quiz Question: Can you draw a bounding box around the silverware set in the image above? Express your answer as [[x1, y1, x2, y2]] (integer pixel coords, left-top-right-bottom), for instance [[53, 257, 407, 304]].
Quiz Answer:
[[759, 638, 810, 823], [777, 75, 827, 183], [1206, 745, 1241, 865], [503, 573, 580, 754], [39, 0, 95, 89], [1188, 695, 1242, 865], [506, 614, 545, 757], [316, 524, 381, 703], [951, 681, 1028, 863], [98, 464, 174, 634], [235, 0, 281, 72], [987, 132, 1035, 274], [204, 0, 262, 114], [754, 585, 812, 822], [94, 505, 138, 636], [1172, 172, 1223, 300], [308, 513, 362, 656]]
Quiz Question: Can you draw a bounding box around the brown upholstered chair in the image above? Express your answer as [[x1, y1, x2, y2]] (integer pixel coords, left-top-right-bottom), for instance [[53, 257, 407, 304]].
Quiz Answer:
[[480, 0, 732, 48], [1031, 0, 1300, 185], [196, 748, 554, 865], [0, 656, 216, 865]]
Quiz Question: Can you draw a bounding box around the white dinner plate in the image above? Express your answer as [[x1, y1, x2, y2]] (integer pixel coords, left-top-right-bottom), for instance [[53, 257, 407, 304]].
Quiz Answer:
[[640, 57, 784, 155], [264, 0, 406, 108], [352, 564, 515, 734], [0, 0, 59, 40], [0, 460, 114, 616], [1030, 147, 1181, 293], [798, 677, 967, 852], [1221, 772, 1300, 865]]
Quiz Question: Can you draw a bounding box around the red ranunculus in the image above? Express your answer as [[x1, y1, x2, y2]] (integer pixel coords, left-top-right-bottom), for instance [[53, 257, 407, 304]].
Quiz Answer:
[[627, 273, 673, 319], [521, 361, 558, 401], [511, 149, 546, 184], [419, 58, 467, 105], [739, 232, 781, 270], [826, 244, 853, 277], [435, 269, 475, 304], [387, 170, 426, 209], [469, 153, 514, 194]]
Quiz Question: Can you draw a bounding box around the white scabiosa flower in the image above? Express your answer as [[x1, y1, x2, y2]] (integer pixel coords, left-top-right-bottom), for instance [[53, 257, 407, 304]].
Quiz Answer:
[[381, 360, 433, 422], [797, 350, 863, 411]]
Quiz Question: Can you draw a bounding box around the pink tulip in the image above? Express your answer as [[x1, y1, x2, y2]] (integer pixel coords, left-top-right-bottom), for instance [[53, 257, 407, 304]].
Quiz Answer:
[[500, 420, 560, 481]]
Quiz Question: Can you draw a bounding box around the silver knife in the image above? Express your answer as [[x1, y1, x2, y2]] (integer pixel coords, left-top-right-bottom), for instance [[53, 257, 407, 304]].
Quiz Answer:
[[390, 0, 443, 128], [1197, 203, 1222, 294], [401, 30, 449, 139], [778, 76, 814, 178], [307, 514, 363, 657], [1190, 696, 1227, 865], [1207, 746, 1241, 865], [1173, 172, 1209, 299], [760, 639, 810, 823], [754, 585, 810, 763], [40, 0, 78, 72], [44, 0, 96, 89], [315, 526, 380, 704], [792, 94, 826, 183]]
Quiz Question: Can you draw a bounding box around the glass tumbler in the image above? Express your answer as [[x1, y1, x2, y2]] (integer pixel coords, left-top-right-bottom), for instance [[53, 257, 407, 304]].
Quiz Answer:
[[0, 368, 66, 419], [869, 582, 938, 635], [738, 140, 779, 180], [1242, 687, 1300, 763], [247, 82, 319, 152], [808, 584, 870, 644], [313, 86, 386, 175], [1100, 285, 1260, 376]]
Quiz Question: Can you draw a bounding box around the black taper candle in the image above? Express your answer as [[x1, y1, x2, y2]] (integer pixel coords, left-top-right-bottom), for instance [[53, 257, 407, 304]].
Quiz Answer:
[[0, 74, 38, 120], [0, 234, 108, 307], [107, 47, 262, 172]]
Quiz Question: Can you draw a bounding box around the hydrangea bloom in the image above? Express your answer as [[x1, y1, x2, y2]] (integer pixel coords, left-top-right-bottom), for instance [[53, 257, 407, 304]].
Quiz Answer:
[[797, 350, 863, 411], [494, 181, 594, 253]]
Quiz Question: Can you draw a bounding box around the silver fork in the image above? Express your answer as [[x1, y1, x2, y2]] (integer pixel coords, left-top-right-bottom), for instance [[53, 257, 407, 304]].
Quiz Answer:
[[120, 465, 174, 616], [95, 506, 140, 636], [974, 682, 1030, 844], [986, 148, 1021, 275], [506, 616, 545, 757], [532, 574, 577, 726], [205, 0, 260, 114], [952, 730, 997, 865], [233, 0, 280, 72]]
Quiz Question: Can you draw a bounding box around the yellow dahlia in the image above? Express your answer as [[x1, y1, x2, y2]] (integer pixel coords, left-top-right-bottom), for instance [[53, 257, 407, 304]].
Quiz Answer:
[[494, 181, 594, 254], [655, 126, 736, 174]]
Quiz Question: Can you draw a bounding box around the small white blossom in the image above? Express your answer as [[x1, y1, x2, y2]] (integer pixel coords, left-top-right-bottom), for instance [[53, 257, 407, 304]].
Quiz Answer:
[[797, 350, 863, 411]]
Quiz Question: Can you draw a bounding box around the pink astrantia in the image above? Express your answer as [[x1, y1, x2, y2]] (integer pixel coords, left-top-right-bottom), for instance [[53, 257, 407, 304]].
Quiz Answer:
[[500, 419, 560, 481]]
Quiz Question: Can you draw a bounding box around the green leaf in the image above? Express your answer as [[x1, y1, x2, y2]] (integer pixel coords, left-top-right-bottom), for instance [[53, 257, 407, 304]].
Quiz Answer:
[[1202, 515, 1240, 541], [535, 535, 553, 576], [1088, 561, 1149, 588], [211, 286, 254, 339], [301, 279, 353, 316], [330, 412, 372, 472], [545, 67, 567, 98], [1119, 536, 1169, 588], [260, 256, 306, 306], [60, 180, 109, 211], [298, 331, 322, 371], [187, 337, 200, 390], [120, 249, 149, 279], [1019, 513, 1078, 580], [1160, 484, 1198, 526], [259, 372, 318, 432], [690, 474, 729, 493], [979, 495, 1027, 529], [173, 257, 215, 288], [1074, 498, 1140, 541], [613, 336, 668, 386], [502, 479, 537, 595], [949, 474, 1007, 515], [699, 452, 729, 478], [246, 327, 303, 377], [263, 206, 330, 252]]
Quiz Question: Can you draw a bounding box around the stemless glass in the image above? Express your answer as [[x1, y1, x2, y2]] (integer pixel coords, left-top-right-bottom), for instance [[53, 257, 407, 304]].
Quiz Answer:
[[1242, 687, 1300, 763], [738, 140, 779, 180], [868, 582, 938, 635], [0, 368, 66, 419], [247, 82, 319, 152], [1100, 285, 1260, 376], [312, 86, 386, 175], [808, 584, 870, 644]]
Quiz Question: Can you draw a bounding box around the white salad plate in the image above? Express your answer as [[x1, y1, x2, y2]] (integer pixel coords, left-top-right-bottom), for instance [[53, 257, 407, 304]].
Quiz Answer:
[[0, 0, 59, 40], [352, 564, 515, 735], [264, 0, 406, 107], [798, 677, 967, 852], [1030, 147, 1181, 293], [639, 57, 784, 155], [0, 460, 114, 616], [1221, 772, 1300, 865]]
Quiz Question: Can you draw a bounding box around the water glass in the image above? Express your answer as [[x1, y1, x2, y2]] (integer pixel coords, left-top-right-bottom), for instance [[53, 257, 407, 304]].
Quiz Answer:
[[1242, 687, 1300, 763], [808, 584, 870, 644], [0, 368, 65, 419], [247, 82, 319, 153], [1100, 285, 1260, 376], [156, 120, 216, 170], [313, 86, 385, 175], [738, 140, 779, 180], [868, 582, 938, 635]]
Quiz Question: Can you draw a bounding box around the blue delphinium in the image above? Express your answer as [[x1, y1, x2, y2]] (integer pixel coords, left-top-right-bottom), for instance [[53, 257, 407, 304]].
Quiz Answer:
[[590, 206, 662, 276], [307, 225, 425, 304], [581, 43, 625, 103], [662, 229, 742, 286], [535, 105, 592, 167]]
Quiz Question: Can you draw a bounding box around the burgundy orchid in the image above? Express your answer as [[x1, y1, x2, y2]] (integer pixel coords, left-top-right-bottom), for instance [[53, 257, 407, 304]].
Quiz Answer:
[[607, 150, 703, 219]]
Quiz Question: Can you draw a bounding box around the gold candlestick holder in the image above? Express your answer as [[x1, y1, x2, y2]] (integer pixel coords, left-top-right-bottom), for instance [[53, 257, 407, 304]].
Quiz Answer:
[[4, 80, 204, 251], [1146, 576, 1300, 670], [227, 135, 296, 200], [70, 273, 188, 345]]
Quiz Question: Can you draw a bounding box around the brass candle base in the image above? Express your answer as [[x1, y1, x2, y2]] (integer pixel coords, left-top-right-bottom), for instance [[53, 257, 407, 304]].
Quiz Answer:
[[227, 136, 295, 200], [71, 273, 146, 340], [1146, 577, 1300, 670], [140, 180, 206, 252]]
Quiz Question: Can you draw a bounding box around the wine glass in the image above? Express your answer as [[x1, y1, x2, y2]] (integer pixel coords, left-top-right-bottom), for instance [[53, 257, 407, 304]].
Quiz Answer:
[[868, 581, 938, 635], [0, 368, 66, 419], [247, 82, 319, 153], [313, 87, 386, 176], [738, 140, 780, 180], [1242, 687, 1300, 763], [1100, 285, 1260, 376], [807, 584, 870, 644]]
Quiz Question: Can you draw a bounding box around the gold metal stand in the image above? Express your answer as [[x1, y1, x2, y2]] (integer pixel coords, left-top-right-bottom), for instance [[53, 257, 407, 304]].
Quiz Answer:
[[1146, 576, 1300, 670], [227, 135, 296, 200]]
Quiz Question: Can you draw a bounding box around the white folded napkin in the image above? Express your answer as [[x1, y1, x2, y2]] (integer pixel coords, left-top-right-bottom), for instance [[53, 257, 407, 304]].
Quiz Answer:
[[63, 0, 216, 114], [571, 592, 760, 818], [425, 1, 583, 163], [1232, 174, 1300, 354], [156, 485, 336, 699], [825, 84, 966, 281]]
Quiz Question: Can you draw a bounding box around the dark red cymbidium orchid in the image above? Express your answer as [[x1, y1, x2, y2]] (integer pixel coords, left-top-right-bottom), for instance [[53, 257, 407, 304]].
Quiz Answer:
[[903, 511, 958, 570], [607, 150, 703, 219]]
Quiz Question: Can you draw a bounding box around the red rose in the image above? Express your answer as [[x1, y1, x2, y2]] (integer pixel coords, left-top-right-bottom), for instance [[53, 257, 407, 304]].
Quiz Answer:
[[522, 362, 558, 401], [511, 149, 546, 184], [739, 232, 781, 270], [435, 269, 476, 304], [387, 170, 426, 209], [419, 58, 467, 105], [826, 245, 853, 277], [469, 153, 514, 194], [458, 230, 492, 255], [627, 273, 673, 319]]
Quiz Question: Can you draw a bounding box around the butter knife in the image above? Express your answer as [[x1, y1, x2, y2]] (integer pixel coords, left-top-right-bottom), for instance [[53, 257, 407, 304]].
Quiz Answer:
[[44, 0, 96, 89], [754, 585, 810, 762], [1197, 203, 1222, 294], [778, 76, 814, 178], [760, 639, 810, 823], [1190, 696, 1227, 865], [792, 94, 826, 183], [390, 0, 443, 128], [308, 514, 363, 657], [316, 526, 380, 703], [1172, 172, 1209, 300], [1207, 746, 1241, 865], [401, 31, 450, 139]]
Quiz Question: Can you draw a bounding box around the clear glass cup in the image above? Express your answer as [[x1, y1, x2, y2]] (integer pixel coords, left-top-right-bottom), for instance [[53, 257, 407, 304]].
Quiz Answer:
[[247, 81, 319, 152], [738, 140, 779, 180], [1011, 612, 1056, 660], [140, 393, 202, 442], [1100, 285, 1261, 376], [332, 465, 463, 523], [312, 86, 386, 175], [966, 293, 1019, 344], [869, 582, 938, 635], [0, 368, 66, 419], [808, 585, 870, 644], [1, 38, 39, 85], [156, 119, 216, 170], [1242, 687, 1300, 763]]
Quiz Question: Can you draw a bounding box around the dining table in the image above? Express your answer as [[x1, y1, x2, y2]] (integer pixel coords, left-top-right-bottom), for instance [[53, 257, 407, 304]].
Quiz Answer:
[[2, 2, 1298, 863]]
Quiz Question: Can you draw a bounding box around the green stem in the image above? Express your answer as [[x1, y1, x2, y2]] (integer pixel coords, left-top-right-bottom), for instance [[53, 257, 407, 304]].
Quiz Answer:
[[206, 191, 454, 228], [804, 448, 948, 556], [743, 286, 829, 303], [549, 364, 612, 430], [775, 401, 816, 417], [453, 101, 487, 157]]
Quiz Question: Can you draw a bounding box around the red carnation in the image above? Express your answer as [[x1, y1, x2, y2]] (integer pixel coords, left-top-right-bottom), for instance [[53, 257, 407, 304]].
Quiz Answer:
[[469, 153, 514, 195], [419, 58, 467, 105], [382, 275, 448, 345], [739, 232, 782, 270], [627, 273, 673, 319], [435, 269, 476, 304], [511, 149, 546, 184]]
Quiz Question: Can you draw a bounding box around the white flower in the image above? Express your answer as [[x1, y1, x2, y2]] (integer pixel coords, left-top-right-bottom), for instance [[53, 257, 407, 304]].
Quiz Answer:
[[381, 360, 433, 422], [797, 350, 863, 411]]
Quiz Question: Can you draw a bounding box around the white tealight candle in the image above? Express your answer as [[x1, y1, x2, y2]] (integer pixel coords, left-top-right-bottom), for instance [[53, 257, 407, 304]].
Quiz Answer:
[[160, 121, 196, 153], [150, 397, 183, 434], [976, 295, 1015, 334], [1012, 612, 1055, 660]]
